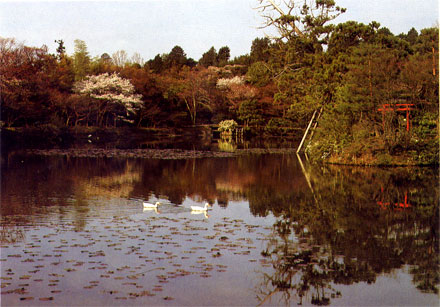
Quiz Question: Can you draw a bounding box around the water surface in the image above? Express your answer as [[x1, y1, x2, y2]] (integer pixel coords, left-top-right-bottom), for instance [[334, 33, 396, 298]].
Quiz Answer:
[[1, 152, 438, 305]]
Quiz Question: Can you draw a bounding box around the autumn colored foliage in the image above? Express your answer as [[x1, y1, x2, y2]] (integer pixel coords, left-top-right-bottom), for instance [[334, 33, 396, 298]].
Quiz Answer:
[[0, 0, 438, 164]]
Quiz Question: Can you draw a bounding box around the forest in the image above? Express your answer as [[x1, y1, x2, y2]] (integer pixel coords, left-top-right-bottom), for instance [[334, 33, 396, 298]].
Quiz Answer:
[[1, 0, 438, 165]]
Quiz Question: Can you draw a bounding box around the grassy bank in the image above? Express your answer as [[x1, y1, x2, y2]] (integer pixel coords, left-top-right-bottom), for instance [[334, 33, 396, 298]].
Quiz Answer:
[[307, 135, 439, 166]]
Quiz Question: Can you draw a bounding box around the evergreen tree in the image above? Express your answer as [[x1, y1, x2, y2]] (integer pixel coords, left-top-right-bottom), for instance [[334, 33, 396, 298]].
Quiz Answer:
[[166, 45, 187, 68], [100, 53, 112, 63], [399, 27, 419, 45], [186, 58, 197, 67], [217, 46, 231, 66], [54, 39, 66, 60], [148, 54, 165, 73], [250, 37, 271, 62], [199, 46, 217, 67]]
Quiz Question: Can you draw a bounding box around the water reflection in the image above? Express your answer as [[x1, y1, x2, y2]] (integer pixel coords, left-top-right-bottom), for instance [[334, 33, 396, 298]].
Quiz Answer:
[[255, 161, 439, 305], [1, 152, 438, 305]]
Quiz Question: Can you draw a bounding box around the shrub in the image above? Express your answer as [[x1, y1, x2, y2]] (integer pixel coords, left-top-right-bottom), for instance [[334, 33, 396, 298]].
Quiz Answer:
[[218, 119, 238, 132], [246, 61, 270, 87]]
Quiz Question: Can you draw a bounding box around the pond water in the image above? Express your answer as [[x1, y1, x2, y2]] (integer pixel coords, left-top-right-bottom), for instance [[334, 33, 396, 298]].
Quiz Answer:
[[1, 149, 439, 306]]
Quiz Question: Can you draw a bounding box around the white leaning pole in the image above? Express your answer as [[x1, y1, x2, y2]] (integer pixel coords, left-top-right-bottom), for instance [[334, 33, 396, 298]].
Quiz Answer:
[[296, 109, 317, 154]]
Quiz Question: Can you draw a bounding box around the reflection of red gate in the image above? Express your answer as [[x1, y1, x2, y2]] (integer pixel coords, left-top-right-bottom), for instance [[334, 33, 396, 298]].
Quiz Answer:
[[377, 188, 411, 210], [377, 104, 414, 131]]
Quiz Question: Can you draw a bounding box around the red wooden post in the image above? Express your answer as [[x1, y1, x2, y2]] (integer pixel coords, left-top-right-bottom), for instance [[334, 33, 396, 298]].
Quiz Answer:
[[377, 104, 414, 132]]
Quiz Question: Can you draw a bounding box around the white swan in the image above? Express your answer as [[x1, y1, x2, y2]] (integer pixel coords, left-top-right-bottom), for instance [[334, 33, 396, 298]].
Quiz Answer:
[[191, 202, 211, 212], [143, 201, 161, 209]]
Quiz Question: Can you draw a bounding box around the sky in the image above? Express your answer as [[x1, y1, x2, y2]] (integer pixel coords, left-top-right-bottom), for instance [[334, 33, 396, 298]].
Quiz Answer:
[[0, 0, 438, 62]]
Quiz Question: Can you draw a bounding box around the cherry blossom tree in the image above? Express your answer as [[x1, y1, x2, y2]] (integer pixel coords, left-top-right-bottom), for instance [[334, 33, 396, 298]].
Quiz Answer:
[[73, 73, 143, 126], [216, 76, 256, 114], [216, 76, 245, 90]]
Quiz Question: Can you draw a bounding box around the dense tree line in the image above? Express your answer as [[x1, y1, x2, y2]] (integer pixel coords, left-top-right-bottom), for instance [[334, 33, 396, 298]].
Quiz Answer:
[[0, 0, 438, 163], [0, 36, 274, 129]]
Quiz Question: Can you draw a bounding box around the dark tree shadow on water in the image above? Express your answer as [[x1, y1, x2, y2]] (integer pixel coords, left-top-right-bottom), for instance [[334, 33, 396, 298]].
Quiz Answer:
[[253, 163, 439, 305]]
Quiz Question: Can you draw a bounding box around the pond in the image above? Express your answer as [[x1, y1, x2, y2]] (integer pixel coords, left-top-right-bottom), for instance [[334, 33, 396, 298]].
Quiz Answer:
[[1, 148, 439, 306]]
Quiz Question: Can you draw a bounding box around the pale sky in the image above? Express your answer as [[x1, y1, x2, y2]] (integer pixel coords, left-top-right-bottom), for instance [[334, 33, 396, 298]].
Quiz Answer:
[[0, 0, 438, 61]]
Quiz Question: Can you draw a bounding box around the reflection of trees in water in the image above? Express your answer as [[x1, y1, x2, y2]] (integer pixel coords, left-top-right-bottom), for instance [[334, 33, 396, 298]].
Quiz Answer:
[[1, 155, 142, 230], [2, 152, 438, 301], [129, 155, 438, 303], [129, 154, 303, 207], [73, 159, 141, 198], [258, 218, 379, 305], [255, 164, 439, 305], [2, 152, 303, 216], [2, 155, 73, 216]]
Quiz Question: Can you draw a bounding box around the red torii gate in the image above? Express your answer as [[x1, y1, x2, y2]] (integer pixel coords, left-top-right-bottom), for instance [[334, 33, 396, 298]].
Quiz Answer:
[[377, 189, 412, 211], [377, 103, 415, 131]]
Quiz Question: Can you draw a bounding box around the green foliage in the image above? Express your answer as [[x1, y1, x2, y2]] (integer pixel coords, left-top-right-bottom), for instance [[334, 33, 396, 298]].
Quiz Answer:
[[148, 54, 165, 73], [415, 27, 439, 54], [414, 113, 438, 137], [165, 45, 187, 68], [199, 46, 217, 67], [54, 39, 66, 59], [238, 99, 264, 127], [217, 46, 231, 66], [307, 22, 438, 165], [258, 0, 345, 41], [147, 46, 194, 73], [230, 54, 251, 67], [399, 27, 419, 45], [376, 152, 393, 165], [246, 61, 270, 87], [327, 21, 376, 55], [2, 5, 438, 163], [264, 118, 292, 136], [412, 137, 439, 165], [250, 37, 271, 62], [73, 39, 90, 81]]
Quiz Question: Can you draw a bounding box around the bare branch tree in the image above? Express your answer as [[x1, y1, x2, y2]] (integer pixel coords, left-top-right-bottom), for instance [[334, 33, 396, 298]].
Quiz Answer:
[[112, 50, 129, 67], [256, 0, 345, 42], [131, 52, 144, 66]]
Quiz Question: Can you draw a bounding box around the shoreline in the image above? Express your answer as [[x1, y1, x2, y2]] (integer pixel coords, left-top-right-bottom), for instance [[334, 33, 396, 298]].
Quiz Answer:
[[22, 147, 298, 159], [2, 127, 438, 166]]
